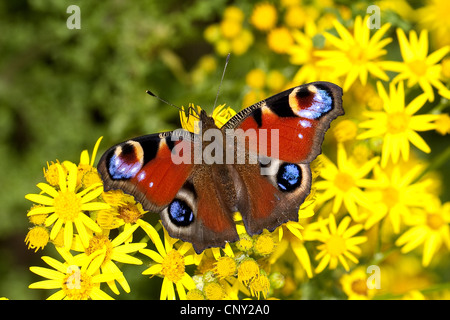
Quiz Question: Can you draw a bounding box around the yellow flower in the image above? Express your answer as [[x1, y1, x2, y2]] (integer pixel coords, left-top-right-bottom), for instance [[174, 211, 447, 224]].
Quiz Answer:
[[284, 5, 308, 29], [340, 267, 376, 299], [434, 113, 450, 135], [139, 221, 196, 300], [365, 164, 433, 233], [266, 70, 286, 92], [115, 194, 148, 230], [250, 3, 277, 31], [357, 81, 439, 167], [211, 104, 237, 128], [246, 68, 266, 89], [249, 272, 270, 299], [333, 119, 358, 143], [314, 214, 367, 273], [237, 258, 259, 286], [253, 232, 276, 256], [204, 24, 221, 43], [231, 29, 254, 55], [223, 5, 244, 23], [236, 233, 254, 252], [27, 205, 48, 225], [77, 136, 103, 187], [441, 57, 450, 79], [272, 197, 316, 278], [179, 103, 235, 133], [316, 16, 392, 91], [180, 103, 202, 133], [396, 197, 450, 267], [220, 18, 242, 39], [402, 290, 426, 300], [203, 281, 226, 300], [72, 224, 146, 294], [25, 162, 109, 249], [267, 27, 294, 54], [186, 288, 205, 300], [43, 161, 63, 186], [215, 39, 232, 57], [289, 21, 337, 84], [383, 28, 450, 102], [213, 256, 237, 279], [29, 248, 116, 300], [25, 226, 50, 252], [417, 0, 450, 47], [315, 143, 379, 220]]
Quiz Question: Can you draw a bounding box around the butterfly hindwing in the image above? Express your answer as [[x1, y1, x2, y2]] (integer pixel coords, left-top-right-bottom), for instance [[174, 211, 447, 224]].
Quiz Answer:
[[230, 159, 312, 236], [160, 164, 239, 253]]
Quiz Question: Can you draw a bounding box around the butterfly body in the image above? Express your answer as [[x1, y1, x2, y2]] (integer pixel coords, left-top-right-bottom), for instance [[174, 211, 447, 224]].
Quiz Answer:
[[98, 81, 343, 253]]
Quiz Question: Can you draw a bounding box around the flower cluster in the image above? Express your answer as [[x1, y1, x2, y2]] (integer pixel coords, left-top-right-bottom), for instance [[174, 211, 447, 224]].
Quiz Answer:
[[24, 0, 450, 300]]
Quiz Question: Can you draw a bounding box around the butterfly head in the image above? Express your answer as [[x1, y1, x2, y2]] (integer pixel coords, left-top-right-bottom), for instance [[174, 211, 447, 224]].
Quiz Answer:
[[199, 109, 217, 130]]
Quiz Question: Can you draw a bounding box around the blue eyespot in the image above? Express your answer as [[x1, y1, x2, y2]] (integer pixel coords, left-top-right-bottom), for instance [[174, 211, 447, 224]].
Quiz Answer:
[[168, 199, 194, 227], [297, 89, 332, 119], [277, 163, 302, 192], [109, 154, 142, 180]]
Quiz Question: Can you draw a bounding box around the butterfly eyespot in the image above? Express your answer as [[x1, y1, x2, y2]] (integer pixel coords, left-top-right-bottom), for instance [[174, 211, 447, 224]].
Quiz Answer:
[[276, 163, 302, 192], [168, 199, 195, 227], [108, 141, 144, 180]]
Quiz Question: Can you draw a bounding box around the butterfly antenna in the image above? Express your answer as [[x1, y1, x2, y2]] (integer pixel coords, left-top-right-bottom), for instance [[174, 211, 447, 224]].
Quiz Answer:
[[213, 53, 231, 110], [146, 90, 199, 120]]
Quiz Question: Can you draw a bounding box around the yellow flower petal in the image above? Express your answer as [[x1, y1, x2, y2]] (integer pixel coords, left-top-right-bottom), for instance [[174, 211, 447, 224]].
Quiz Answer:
[[407, 130, 431, 153], [36, 183, 59, 198], [137, 219, 166, 257], [29, 266, 64, 281], [25, 194, 55, 206], [29, 280, 63, 290], [142, 263, 163, 275]]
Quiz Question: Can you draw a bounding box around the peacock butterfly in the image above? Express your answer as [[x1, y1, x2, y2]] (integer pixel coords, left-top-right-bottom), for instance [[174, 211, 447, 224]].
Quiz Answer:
[[98, 81, 343, 253]]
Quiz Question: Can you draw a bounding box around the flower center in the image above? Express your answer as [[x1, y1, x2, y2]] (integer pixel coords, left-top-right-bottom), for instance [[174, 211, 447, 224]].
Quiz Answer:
[[407, 59, 428, 77], [334, 172, 355, 192], [54, 191, 82, 222], [236, 233, 253, 252], [254, 234, 275, 256], [81, 168, 102, 188], [387, 112, 410, 134], [382, 187, 399, 208], [427, 213, 445, 230], [85, 235, 113, 265], [249, 274, 270, 299], [351, 279, 368, 296], [44, 162, 62, 186], [118, 202, 144, 224], [161, 250, 185, 283], [326, 234, 346, 256], [96, 209, 120, 230], [62, 266, 93, 300], [348, 45, 367, 65], [214, 256, 237, 279], [203, 282, 226, 300], [237, 259, 259, 285], [186, 288, 205, 300]]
